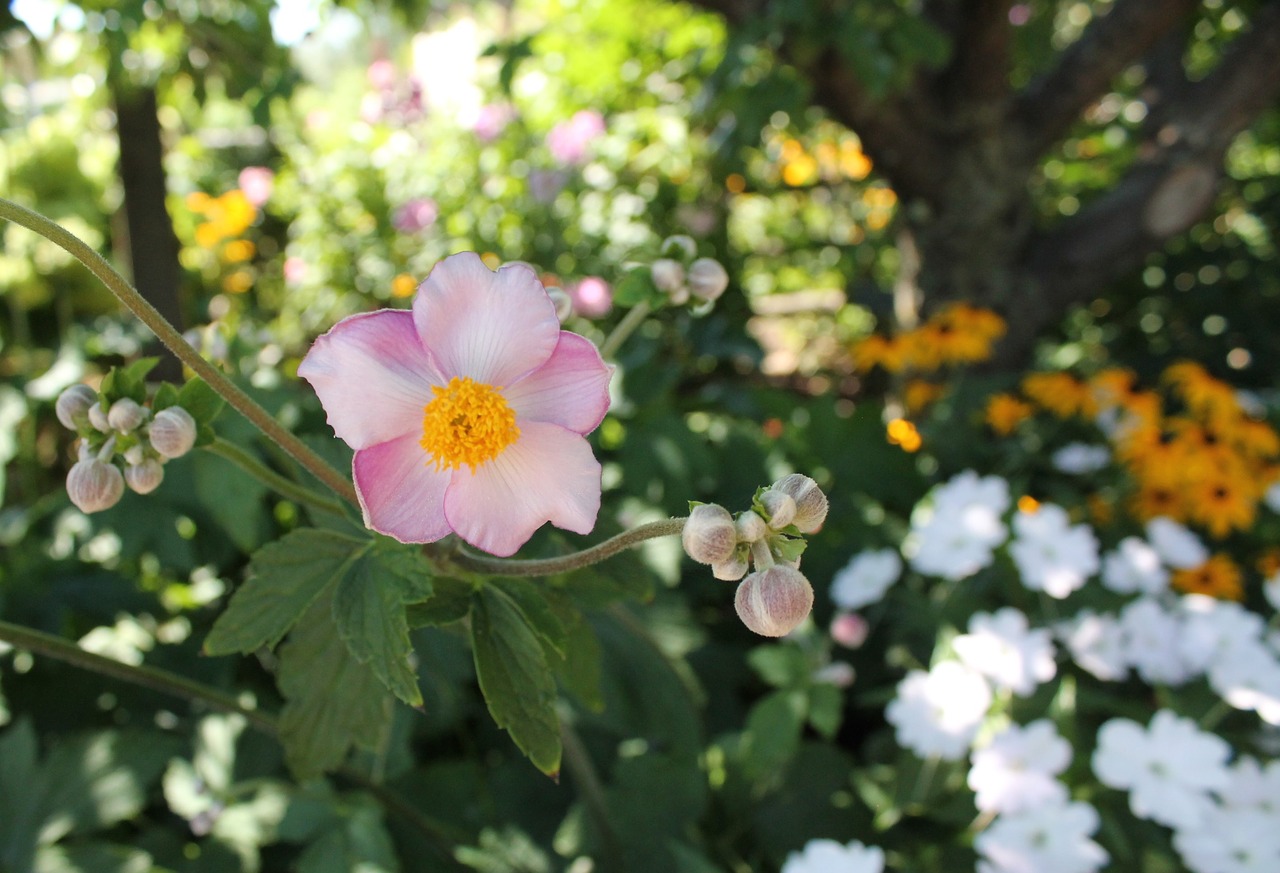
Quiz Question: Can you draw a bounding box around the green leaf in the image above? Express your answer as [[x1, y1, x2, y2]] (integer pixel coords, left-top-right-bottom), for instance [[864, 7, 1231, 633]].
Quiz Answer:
[[740, 690, 805, 784], [278, 588, 392, 779], [470, 587, 562, 777], [333, 543, 435, 707], [295, 802, 399, 873], [612, 267, 659, 308], [492, 579, 568, 660], [149, 381, 179, 412], [746, 644, 810, 688], [406, 576, 474, 627], [204, 529, 364, 656], [556, 613, 604, 712], [806, 683, 844, 740], [0, 720, 43, 871], [100, 358, 158, 404], [35, 843, 154, 873], [177, 376, 226, 427]]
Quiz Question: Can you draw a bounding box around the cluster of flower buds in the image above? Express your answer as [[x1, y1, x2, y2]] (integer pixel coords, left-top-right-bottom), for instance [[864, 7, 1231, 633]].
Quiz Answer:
[[650, 235, 730, 309], [681, 474, 829, 637], [56, 383, 198, 513]]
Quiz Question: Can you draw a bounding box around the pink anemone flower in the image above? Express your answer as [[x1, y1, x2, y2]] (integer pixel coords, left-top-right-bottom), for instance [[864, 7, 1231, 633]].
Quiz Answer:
[[298, 252, 613, 556]]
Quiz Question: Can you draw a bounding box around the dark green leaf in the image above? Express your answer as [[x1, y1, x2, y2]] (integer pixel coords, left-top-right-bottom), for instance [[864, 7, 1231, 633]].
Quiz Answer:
[[177, 376, 226, 427], [278, 589, 392, 779], [406, 576, 474, 628], [746, 644, 810, 688], [204, 529, 364, 656], [470, 587, 562, 777], [740, 689, 805, 784], [333, 544, 435, 707], [35, 843, 154, 873], [806, 683, 844, 740], [492, 580, 567, 660], [295, 802, 399, 873], [149, 382, 179, 412], [556, 613, 604, 712], [0, 720, 42, 872]]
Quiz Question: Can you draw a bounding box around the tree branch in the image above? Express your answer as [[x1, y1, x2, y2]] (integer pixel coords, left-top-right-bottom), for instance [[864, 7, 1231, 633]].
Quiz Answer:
[[936, 0, 1014, 108], [1014, 0, 1198, 156]]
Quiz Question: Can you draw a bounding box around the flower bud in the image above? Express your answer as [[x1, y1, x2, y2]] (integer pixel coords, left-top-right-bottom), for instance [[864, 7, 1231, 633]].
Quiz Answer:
[[125, 458, 165, 494], [735, 510, 768, 543], [651, 258, 685, 294], [713, 553, 749, 581], [661, 234, 697, 259], [813, 662, 856, 688], [87, 402, 111, 433], [149, 407, 197, 459], [108, 398, 146, 432], [759, 489, 797, 530], [734, 565, 814, 637], [547, 286, 573, 322], [771, 473, 828, 533], [830, 612, 869, 649], [56, 385, 97, 431], [123, 445, 146, 466], [682, 504, 738, 565], [687, 257, 729, 301], [67, 458, 125, 513]]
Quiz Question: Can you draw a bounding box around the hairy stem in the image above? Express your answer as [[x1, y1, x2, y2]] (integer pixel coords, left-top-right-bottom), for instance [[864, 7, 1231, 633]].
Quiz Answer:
[[0, 197, 359, 508], [204, 437, 350, 517], [448, 517, 687, 577]]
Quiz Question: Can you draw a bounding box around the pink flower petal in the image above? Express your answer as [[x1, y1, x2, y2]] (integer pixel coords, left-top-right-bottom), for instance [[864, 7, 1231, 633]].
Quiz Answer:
[[353, 433, 453, 544], [505, 332, 612, 434], [299, 309, 442, 450], [444, 421, 601, 556], [413, 253, 559, 387]]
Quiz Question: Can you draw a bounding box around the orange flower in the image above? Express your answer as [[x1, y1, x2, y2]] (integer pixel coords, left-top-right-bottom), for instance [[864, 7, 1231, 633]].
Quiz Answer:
[[1021, 372, 1096, 419], [852, 334, 909, 373], [1128, 479, 1186, 523], [904, 380, 945, 413], [1171, 554, 1243, 601], [1186, 473, 1257, 539], [985, 393, 1033, 435]]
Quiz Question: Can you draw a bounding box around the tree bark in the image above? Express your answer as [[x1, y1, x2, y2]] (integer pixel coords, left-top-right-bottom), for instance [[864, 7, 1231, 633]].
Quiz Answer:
[[113, 81, 185, 381]]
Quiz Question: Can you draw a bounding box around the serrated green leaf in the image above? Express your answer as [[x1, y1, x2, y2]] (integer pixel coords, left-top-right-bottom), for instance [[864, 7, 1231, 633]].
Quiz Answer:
[[772, 535, 807, 564], [204, 529, 364, 656], [278, 589, 392, 780], [406, 576, 474, 627], [333, 544, 434, 707], [492, 579, 568, 660], [470, 587, 561, 776], [177, 377, 226, 427]]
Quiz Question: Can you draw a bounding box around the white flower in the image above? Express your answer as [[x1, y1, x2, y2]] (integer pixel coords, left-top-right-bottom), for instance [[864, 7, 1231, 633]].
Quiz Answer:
[[954, 608, 1056, 697], [781, 839, 884, 873], [1264, 571, 1280, 612], [1058, 610, 1128, 682], [1179, 595, 1266, 676], [886, 661, 992, 761], [1091, 710, 1231, 830], [1220, 757, 1280, 813], [932, 470, 1011, 519], [968, 720, 1071, 815], [1173, 806, 1280, 873], [1146, 516, 1208, 570], [830, 548, 902, 610], [1051, 442, 1110, 474], [906, 472, 1010, 581], [1118, 598, 1194, 686], [975, 801, 1108, 873], [1008, 504, 1099, 598], [1101, 536, 1169, 595], [1207, 640, 1280, 726]]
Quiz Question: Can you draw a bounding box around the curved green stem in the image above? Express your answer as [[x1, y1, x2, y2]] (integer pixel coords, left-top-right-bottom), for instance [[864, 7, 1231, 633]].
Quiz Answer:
[[0, 618, 458, 846], [599, 301, 651, 361], [448, 517, 687, 577], [0, 197, 358, 509], [204, 437, 349, 517]]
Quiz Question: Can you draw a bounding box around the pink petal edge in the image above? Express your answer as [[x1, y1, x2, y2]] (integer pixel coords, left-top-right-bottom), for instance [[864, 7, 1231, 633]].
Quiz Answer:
[[504, 331, 613, 434], [353, 433, 453, 544], [443, 421, 602, 556]]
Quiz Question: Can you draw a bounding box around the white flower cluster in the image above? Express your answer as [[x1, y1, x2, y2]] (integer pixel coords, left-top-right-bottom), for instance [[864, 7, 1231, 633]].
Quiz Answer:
[[56, 383, 198, 514], [781, 839, 884, 873]]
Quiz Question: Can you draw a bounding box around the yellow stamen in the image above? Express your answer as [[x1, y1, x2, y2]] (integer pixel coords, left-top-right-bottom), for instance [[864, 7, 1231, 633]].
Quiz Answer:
[[420, 376, 519, 472]]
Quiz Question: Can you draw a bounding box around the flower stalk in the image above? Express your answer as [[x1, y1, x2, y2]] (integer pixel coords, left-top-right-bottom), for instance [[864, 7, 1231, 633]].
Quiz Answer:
[[0, 197, 359, 509], [444, 517, 688, 577], [204, 437, 351, 517]]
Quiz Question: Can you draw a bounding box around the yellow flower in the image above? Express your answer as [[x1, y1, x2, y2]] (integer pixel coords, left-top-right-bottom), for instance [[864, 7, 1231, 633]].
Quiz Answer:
[[1164, 361, 1241, 423], [1128, 479, 1186, 523], [1171, 554, 1244, 601], [985, 393, 1033, 435], [852, 334, 908, 373], [904, 379, 945, 413], [1186, 472, 1257, 539], [1021, 372, 1096, 419]]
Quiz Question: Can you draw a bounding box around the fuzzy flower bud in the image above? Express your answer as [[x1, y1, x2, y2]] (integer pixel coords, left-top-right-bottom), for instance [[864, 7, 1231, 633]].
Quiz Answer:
[[67, 458, 125, 513], [547, 286, 573, 323], [56, 385, 98, 431], [87, 402, 111, 433], [687, 257, 729, 301], [734, 565, 815, 637], [149, 407, 197, 459], [759, 489, 797, 530], [651, 258, 685, 294], [123, 445, 146, 466], [713, 553, 749, 581], [107, 398, 146, 432], [125, 458, 165, 495], [682, 503, 739, 565], [735, 510, 768, 543], [661, 234, 697, 259], [771, 474, 828, 533], [830, 612, 870, 649]]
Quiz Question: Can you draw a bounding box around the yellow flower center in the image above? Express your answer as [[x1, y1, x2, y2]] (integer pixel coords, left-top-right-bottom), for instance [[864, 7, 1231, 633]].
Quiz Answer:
[[420, 376, 519, 472]]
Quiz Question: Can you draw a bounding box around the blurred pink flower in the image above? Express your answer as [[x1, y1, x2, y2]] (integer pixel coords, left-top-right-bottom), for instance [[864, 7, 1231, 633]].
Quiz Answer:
[[547, 110, 605, 164], [569, 276, 612, 318], [367, 58, 397, 91], [298, 252, 613, 555], [283, 256, 307, 285], [472, 103, 514, 141], [392, 198, 438, 233], [238, 167, 274, 207]]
